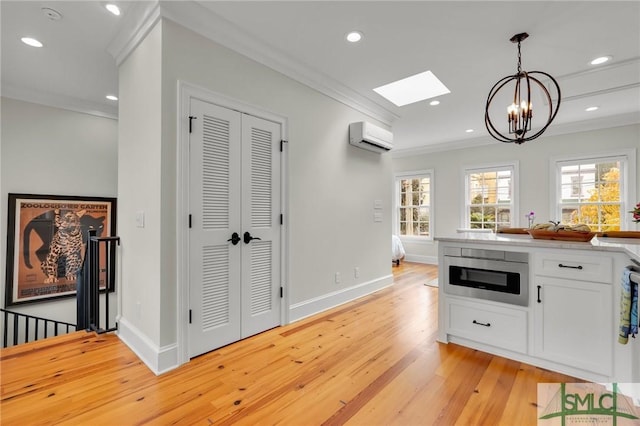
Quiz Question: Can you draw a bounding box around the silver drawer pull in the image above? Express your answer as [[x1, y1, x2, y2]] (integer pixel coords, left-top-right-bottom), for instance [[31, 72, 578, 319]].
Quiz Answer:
[[558, 263, 583, 270], [472, 320, 491, 327]]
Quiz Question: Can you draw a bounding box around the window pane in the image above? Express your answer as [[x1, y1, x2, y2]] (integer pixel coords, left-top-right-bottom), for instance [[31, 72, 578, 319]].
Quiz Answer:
[[562, 206, 579, 223], [419, 221, 429, 235], [420, 179, 430, 193], [497, 208, 511, 223], [557, 158, 623, 232], [418, 207, 428, 222], [396, 173, 433, 239], [482, 206, 496, 223]]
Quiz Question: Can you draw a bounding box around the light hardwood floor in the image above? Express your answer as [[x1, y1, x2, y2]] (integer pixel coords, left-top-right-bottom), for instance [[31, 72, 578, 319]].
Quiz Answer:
[[1, 262, 578, 425]]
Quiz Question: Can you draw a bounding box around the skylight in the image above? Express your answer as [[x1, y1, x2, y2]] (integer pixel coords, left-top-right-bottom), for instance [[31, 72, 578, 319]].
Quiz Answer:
[[373, 71, 450, 107]]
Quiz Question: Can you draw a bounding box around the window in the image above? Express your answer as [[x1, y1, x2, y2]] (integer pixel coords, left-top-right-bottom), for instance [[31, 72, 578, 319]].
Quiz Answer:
[[395, 170, 433, 239], [553, 151, 636, 231], [464, 163, 517, 231]]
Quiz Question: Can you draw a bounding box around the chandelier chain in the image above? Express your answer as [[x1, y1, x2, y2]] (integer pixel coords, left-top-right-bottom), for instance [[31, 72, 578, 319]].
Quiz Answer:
[[517, 40, 522, 74]]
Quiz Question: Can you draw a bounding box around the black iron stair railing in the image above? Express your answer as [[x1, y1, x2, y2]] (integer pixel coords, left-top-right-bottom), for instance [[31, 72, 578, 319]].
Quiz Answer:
[[1, 308, 76, 348], [77, 229, 120, 334]]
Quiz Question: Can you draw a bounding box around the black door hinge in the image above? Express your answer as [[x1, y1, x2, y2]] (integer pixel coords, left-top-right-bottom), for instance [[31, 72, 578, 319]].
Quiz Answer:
[[280, 287, 283, 298], [189, 309, 192, 324], [280, 214, 283, 225], [189, 116, 197, 133], [280, 139, 288, 152], [189, 214, 192, 228]]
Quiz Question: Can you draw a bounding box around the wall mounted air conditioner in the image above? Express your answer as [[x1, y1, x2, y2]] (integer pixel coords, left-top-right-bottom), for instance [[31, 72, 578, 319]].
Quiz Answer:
[[349, 121, 394, 153]]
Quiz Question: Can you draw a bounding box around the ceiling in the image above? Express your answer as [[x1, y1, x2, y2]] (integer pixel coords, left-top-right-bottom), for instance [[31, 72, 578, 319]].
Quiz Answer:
[[2, 1, 639, 153]]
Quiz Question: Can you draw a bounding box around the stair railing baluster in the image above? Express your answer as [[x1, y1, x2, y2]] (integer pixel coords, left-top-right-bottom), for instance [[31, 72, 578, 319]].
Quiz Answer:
[[0, 309, 77, 348]]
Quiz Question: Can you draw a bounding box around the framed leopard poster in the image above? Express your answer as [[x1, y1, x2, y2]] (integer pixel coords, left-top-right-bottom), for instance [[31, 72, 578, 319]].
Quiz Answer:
[[5, 194, 117, 306]]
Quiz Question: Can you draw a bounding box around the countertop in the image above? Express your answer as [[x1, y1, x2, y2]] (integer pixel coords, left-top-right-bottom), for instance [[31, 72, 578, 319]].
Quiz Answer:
[[435, 232, 640, 263]]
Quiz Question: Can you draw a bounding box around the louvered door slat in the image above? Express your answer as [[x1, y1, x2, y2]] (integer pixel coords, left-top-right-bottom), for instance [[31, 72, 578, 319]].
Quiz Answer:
[[250, 128, 273, 228], [201, 246, 230, 329], [202, 115, 230, 230], [250, 241, 272, 315]]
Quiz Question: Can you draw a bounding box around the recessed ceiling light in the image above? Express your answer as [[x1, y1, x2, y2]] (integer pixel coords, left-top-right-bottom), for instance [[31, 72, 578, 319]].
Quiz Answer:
[[21, 37, 43, 48], [106, 95, 118, 101], [465, 129, 474, 133], [585, 106, 599, 112], [429, 100, 440, 106], [105, 4, 121, 16], [345, 31, 363, 43], [41, 7, 62, 21], [373, 70, 451, 107], [590, 56, 612, 65]]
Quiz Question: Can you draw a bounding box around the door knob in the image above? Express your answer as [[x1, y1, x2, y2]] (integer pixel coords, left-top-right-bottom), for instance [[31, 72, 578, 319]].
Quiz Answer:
[[227, 232, 241, 245], [243, 231, 262, 244]]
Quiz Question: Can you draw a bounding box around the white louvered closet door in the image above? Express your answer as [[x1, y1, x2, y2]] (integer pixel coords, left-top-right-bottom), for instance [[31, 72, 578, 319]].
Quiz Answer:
[[189, 99, 242, 357], [188, 98, 281, 358], [240, 115, 281, 337]]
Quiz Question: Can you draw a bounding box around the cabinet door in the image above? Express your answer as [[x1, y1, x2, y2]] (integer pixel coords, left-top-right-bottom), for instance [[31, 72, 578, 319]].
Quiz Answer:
[[533, 276, 612, 376]]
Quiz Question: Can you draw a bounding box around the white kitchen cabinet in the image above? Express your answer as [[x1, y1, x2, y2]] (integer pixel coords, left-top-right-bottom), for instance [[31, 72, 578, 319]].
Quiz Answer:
[[532, 275, 612, 376], [437, 236, 637, 383], [446, 296, 527, 354]]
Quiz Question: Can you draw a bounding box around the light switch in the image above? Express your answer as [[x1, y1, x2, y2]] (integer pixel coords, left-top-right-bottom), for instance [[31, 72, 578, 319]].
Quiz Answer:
[[374, 212, 383, 223], [136, 211, 145, 228], [374, 199, 383, 210]]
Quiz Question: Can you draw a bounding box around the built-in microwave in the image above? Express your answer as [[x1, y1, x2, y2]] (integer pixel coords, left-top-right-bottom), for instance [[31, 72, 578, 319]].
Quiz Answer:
[[443, 247, 529, 306]]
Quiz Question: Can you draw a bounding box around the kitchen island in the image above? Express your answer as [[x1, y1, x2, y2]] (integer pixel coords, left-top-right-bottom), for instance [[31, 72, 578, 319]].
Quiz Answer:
[[436, 232, 639, 383]]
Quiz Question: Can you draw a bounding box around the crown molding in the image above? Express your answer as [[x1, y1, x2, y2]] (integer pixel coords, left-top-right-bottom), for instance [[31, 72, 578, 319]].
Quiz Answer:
[[107, 1, 161, 66], [391, 112, 640, 158], [149, 1, 398, 126], [1, 85, 118, 120]]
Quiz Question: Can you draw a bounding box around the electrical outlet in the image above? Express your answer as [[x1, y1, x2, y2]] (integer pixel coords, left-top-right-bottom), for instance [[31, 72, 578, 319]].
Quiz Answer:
[[136, 301, 141, 319], [354, 267, 360, 278], [335, 272, 341, 284]]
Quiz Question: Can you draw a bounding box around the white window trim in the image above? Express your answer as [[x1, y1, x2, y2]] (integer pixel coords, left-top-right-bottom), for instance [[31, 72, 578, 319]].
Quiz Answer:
[[393, 169, 435, 243], [550, 149, 637, 230], [461, 161, 519, 229]]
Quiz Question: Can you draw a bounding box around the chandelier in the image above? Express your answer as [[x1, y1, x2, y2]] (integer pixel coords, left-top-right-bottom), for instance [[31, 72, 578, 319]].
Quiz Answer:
[[485, 33, 561, 144]]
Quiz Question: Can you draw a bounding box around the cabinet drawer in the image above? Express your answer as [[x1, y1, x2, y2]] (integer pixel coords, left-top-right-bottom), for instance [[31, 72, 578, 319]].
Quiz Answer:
[[446, 298, 527, 354], [533, 252, 612, 283]]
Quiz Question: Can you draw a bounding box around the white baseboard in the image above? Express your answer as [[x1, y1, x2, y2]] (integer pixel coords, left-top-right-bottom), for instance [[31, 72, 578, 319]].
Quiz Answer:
[[289, 274, 393, 323], [404, 254, 438, 264], [117, 317, 179, 375]]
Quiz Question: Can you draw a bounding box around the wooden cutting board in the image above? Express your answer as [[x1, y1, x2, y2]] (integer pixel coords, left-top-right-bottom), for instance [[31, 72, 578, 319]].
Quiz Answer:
[[595, 231, 640, 239], [528, 229, 596, 242], [496, 228, 530, 234]]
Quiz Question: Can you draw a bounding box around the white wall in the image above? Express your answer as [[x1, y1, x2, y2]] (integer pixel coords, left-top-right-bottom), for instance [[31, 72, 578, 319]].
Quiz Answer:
[[393, 124, 640, 261], [0, 97, 118, 324], [116, 19, 393, 371], [117, 22, 164, 351]]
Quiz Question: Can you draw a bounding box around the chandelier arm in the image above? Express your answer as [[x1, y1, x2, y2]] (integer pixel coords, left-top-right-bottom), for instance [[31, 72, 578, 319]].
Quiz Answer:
[[485, 75, 522, 143], [520, 72, 532, 136], [516, 72, 562, 142], [529, 71, 562, 123]]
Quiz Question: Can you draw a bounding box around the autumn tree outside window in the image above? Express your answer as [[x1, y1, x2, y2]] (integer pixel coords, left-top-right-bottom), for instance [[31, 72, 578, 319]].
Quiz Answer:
[[553, 151, 635, 232]]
